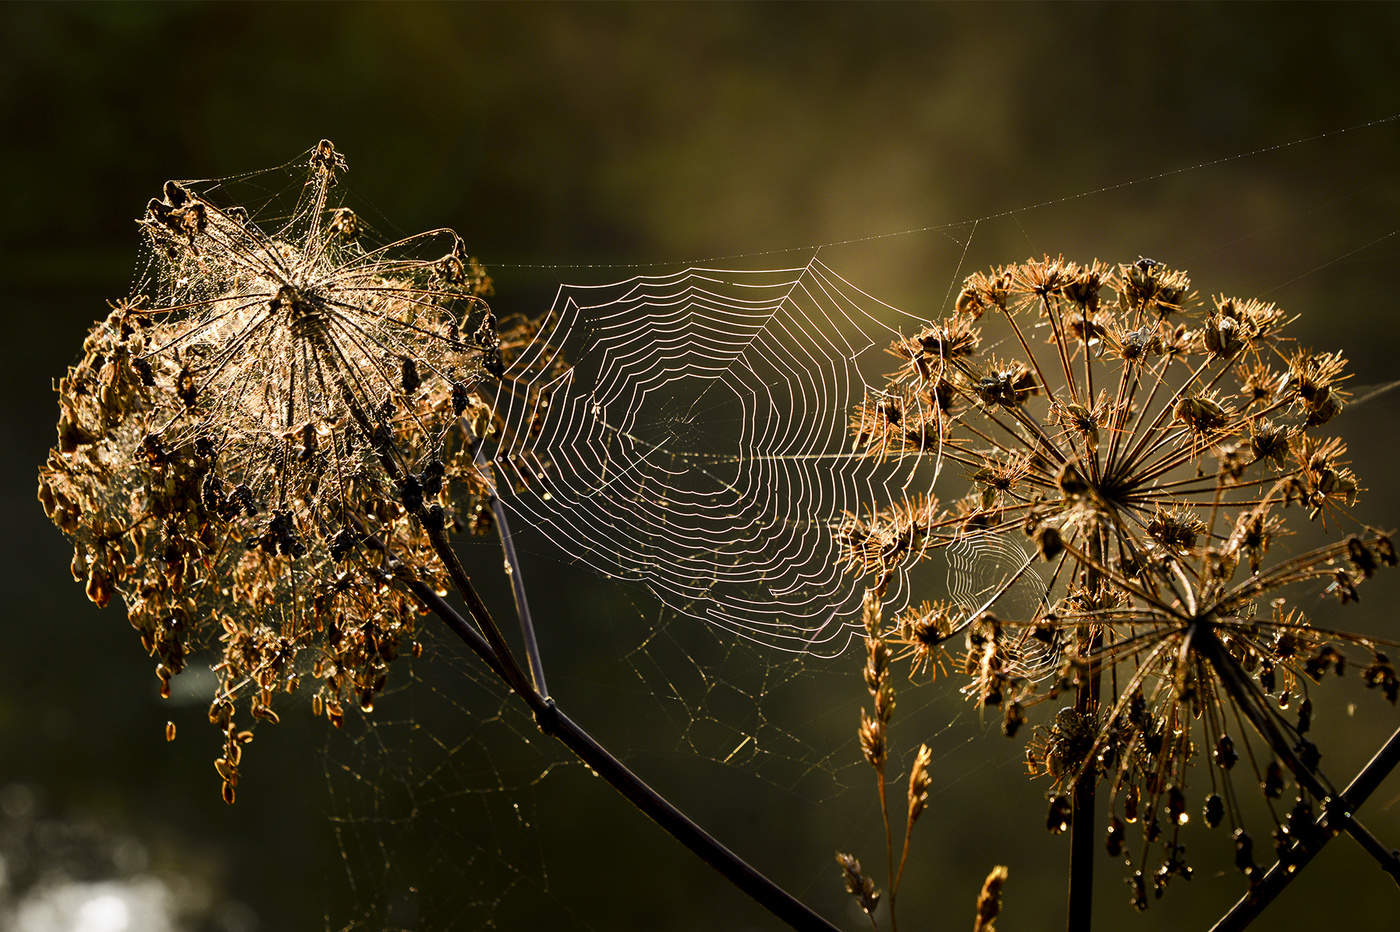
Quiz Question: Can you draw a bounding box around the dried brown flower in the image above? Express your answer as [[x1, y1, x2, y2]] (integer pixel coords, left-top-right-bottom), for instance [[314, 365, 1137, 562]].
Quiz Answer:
[[840, 255, 1396, 901], [38, 142, 545, 796], [835, 851, 882, 922], [973, 864, 1009, 932]]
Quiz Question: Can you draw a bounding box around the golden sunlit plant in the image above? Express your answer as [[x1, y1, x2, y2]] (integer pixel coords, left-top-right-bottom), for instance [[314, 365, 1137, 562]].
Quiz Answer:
[[38, 142, 845, 932], [835, 589, 939, 932], [38, 141, 515, 800], [40, 140, 1399, 932], [839, 255, 1399, 927]]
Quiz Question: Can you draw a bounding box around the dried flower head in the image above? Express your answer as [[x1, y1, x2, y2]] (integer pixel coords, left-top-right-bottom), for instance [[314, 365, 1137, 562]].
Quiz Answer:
[[840, 255, 1395, 900], [906, 743, 934, 824], [835, 851, 882, 921], [38, 142, 545, 795], [973, 864, 1009, 932]]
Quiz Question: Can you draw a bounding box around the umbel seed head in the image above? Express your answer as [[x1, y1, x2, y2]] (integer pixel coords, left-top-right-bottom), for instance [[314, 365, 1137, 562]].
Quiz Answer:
[[839, 254, 1394, 901], [37, 142, 542, 798]]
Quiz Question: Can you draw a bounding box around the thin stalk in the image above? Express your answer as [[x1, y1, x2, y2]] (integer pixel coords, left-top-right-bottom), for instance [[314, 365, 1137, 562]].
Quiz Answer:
[[1196, 627, 1400, 880], [329, 367, 536, 700], [877, 771, 898, 932], [893, 819, 915, 895], [1066, 691, 1099, 932], [319, 336, 532, 698], [1066, 534, 1103, 932], [423, 521, 536, 698], [474, 443, 549, 697], [1210, 725, 1400, 932], [393, 566, 842, 932], [490, 490, 548, 696]]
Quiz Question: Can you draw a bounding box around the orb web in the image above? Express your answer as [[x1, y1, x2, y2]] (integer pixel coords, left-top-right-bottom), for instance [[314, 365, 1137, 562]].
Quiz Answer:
[[946, 530, 1060, 679], [68, 111, 1400, 930], [487, 259, 944, 654]]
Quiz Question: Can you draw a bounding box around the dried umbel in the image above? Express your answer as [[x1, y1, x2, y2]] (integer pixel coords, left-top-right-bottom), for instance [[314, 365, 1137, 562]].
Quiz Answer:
[[38, 141, 544, 798], [840, 255, 1395, 901]]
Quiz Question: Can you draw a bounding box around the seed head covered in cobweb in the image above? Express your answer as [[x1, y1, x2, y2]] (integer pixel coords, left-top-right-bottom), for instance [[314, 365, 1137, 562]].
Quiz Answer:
[[37, 141, 540, 797]]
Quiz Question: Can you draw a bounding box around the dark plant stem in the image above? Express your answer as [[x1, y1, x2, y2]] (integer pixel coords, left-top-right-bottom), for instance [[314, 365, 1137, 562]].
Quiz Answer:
[[422, 521, 536, 696], [1066, 541, 1103, 932], [1196, 626, 1400, 881], [334, 380, 534, 700], [392, 566, 842, 932], [1066, 757, 1096, 932], [1210, 725, 1400, 932], [349, 379, 834, 927], [476, 449, 549, 697]]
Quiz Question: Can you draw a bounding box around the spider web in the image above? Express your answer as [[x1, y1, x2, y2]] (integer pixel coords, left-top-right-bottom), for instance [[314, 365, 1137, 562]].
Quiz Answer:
[[117, 114, 1400, 930], [946, 531, 1060, 680], [318, 587, 984, 930], [319, 628, 562, 930], [487, 259, 944, 655]]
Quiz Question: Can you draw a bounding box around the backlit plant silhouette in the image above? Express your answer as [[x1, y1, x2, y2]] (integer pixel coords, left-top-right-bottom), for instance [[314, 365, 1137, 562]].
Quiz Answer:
[[838, 256, 1400, 929], [39, 141, 515, 796], [38, 142, 847, 932], [41, 141, 1398, 932]]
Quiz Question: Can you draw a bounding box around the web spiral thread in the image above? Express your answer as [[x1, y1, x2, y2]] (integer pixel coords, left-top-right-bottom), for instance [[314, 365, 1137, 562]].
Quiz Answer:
[[489, 259, 943, 655]]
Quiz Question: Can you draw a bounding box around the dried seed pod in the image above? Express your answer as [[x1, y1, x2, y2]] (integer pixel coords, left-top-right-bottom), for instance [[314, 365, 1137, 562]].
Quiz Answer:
[[1233, 828, 1255, 878], [1203, 793, 1224, 829], [1106, 815, 1126, 857], [1215, 735, 1238, 770], [1046, 795, 1072, 834], [858, 709, 886, 770], [973, 864, 1008, 932], [907, 744, 933, 824], [834, 852, 880, 919], [1166, 785, 1188, 825], [1124, 784, 1141, 824], [1129, 870, 1148, 911], [214, 757, 238, 785]]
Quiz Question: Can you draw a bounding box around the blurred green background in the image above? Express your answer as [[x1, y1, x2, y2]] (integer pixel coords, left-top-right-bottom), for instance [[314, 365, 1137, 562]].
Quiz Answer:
[[3, 3, 1400, 930]]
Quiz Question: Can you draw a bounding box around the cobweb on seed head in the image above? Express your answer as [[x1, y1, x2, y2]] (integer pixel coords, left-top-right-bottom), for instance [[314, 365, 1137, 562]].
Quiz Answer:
[[109, 115, 1400, 930], [486, 258, 947, 656], [946, 531, 1060, 681]]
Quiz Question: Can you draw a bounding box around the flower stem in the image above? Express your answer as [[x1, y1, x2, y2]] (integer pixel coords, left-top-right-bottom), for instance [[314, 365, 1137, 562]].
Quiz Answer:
[[476, 446, 549, 697], [393, 565, 842, 932], [1196, 627, 1400, 881], [1067, 541, 1103, 932], [1209, 725, 1400, 931], [1066, 690, 1098, 931], [877, 771, 898, 932]]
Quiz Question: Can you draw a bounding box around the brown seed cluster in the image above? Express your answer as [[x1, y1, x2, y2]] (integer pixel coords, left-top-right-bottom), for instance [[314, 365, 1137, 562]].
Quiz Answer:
[[973, 864, 1009, 932], [839, 255, 1396, 903], [835, 851, 881, 923], [839, 588, 938, 929], [38, 141, 545, 800]]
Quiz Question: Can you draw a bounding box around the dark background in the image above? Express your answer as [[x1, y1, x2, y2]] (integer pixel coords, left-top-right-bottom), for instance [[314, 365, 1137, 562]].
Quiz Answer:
[[3, 3, 1400, 930]]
